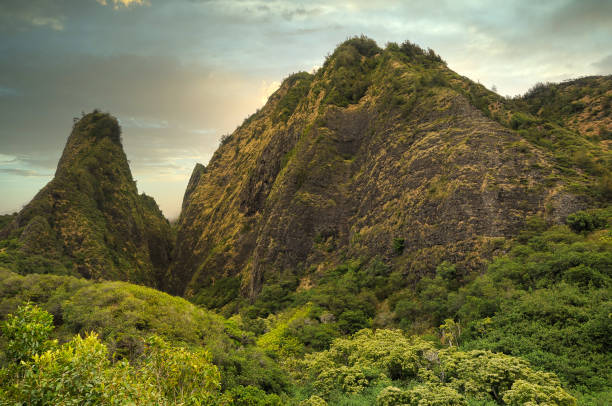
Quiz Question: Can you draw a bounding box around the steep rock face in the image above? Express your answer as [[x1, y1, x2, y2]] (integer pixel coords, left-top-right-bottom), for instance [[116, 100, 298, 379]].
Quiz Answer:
[[174, 38, 609, 303], [1, 111, 173, 287]]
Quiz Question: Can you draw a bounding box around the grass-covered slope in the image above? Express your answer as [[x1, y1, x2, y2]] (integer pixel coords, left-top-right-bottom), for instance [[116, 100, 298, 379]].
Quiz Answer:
[[513, 76, 612, 140], [0, 111, 173, 287], [0, 268, 287, 394]]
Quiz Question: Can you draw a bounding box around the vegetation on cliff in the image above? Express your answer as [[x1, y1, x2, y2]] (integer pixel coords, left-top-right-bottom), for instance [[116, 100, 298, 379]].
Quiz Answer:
[[0, 36, 610, 405], [0, 111, 173, 287], [174, 36, 611, 311]]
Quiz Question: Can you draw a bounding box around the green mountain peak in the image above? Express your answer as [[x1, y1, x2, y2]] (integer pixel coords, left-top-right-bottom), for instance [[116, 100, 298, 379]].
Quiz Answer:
[[172, 37, 610, 303], [1, 110, 173, 287]]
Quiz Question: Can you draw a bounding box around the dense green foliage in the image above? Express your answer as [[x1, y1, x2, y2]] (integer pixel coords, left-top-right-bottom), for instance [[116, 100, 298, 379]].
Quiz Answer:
[[0, 270, 288, 396], [0, 304, 222, 405], [0, 304, 581, 405], [515, 77, 612, 134], [1, 303, 55, 364], [222, 208, 612, 403], [2, 212, 608, 404], [318, 36, 381, 107], [0, 216, 15, 233], [391, 209, 611, 393], [275, 72, 314, 123], [292, 329, 575, 405]]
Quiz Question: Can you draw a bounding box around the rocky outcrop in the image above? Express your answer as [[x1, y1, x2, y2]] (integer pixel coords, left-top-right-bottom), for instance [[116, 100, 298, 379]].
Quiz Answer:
[[170, 39, 610, 306], [1, 111, 173, 287]]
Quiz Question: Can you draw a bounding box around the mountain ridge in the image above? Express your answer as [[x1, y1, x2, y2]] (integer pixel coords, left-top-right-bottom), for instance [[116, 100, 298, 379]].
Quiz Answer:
[[0, 36, 610, 405], [172, 37, 610, 305]]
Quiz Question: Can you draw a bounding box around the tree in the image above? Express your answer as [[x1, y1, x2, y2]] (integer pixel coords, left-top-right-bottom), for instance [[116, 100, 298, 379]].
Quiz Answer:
[[439, 319, 461, 347], [1, 302, 55, 363]]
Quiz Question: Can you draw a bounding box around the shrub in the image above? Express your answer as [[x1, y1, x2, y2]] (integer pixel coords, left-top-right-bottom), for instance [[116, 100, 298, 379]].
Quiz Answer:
[[377, 384, 467, 406], [1, 303, 54, 363], [300, 395, 328, 405], [275, 72, 314, 123], [342, 36, 381, 58], [0, 304, 223, 405], [140, 335, 221, 404], [296, 328, 574, 404], [337, 309, 371, 334], [510, 112, 536, 130], [392, 237, 405, 255], [503, 379, 577, 406], [0, 272, 287, 395], [220, 133, 232, 145], [566, 209, 609, 233], [226, 385, 283, 405]]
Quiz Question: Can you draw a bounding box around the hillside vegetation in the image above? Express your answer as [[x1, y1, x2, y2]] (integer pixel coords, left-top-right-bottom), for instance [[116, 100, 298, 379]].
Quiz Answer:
[[0, 36, 610, 405]]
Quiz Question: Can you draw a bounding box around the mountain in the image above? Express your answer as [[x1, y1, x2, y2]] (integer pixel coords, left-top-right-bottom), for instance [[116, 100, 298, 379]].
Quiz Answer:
[[0, 37, 610, 405], [0, 111, 173, 287], [172, 37, 610, 305], [515, 75, 612, 139]]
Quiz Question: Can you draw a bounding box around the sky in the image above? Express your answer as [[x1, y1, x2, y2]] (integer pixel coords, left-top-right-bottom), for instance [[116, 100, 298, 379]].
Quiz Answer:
[[1, 0, 611, 219]]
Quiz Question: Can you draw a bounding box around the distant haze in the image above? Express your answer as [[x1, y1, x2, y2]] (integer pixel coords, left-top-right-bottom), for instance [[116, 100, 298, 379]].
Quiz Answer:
[[1, 0, 611, 219]]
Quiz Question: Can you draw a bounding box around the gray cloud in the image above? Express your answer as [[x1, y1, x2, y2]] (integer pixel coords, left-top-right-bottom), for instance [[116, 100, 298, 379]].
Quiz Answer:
[[96, 0, 150, 9], [593, 54, 612, 74], [0, 168, 51, 177], [0, 0, 66, 31], [0, 87, 18, 96]]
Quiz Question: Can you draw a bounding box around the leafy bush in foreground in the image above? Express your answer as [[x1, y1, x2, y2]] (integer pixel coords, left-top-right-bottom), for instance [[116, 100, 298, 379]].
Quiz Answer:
[[0, 304, 221, 405], [293, 329, 575, 405], [0, 270, 288, 395]]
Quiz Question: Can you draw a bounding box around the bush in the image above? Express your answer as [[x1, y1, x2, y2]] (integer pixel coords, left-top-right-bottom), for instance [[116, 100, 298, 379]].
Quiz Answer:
[[337, 309, 371, 334], [0, 304, 222, 405], [342, 36, 381, 58], [295, 329, 574, 404], [0, 272, 287, 395], [503, 379, 577, 405], [226, 385, 283, 405], [1, 302, 54, 363], [566, 209, 609, 233], [392, 237, 405, 255], [377, 384, 467, 406], [275, 72, 314, 123], [140, 335, 221, 404], [510, 112, 537, 130], [300, 395, 328, 405]]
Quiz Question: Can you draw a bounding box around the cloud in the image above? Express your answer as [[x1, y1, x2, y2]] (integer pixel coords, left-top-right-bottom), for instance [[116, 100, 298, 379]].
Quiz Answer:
[[0, 154, 18, 164], [0, 1, 65, 31], [119, 116, 170, 129], [0, 87, 18, 97], [190, 128, 217, 135], [259, 80, 281, 104], [96, 0, 150, 9], [29, 16, 63, 30], [0, 168, 51, 177], [0, 152, 54, 177], [593, 54, 612, 74]]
